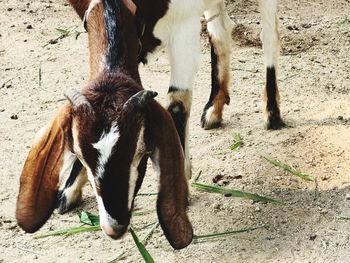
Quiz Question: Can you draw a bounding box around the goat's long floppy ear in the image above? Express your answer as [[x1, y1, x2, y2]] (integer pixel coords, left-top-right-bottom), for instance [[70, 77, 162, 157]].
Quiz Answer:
[[16, 105, 72, 233], [150, 109, 193, 249]]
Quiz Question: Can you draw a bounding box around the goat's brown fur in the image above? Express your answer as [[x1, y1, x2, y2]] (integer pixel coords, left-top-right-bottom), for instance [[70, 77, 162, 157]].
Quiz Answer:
[[16, 0, 193, 249], [16, 105, 72, 233]]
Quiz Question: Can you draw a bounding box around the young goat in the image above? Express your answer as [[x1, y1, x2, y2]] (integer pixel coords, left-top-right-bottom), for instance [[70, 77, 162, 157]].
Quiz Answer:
[[68, 0, 283, 180], [16, 0, 193, 249]]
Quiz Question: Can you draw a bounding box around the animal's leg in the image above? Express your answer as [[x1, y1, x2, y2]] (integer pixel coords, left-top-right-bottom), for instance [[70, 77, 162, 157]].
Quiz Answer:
[[167, 16, 201, 179], [56, 156, 88, 214], [259, 0, 284, 129], [201, 2, 233, 130]]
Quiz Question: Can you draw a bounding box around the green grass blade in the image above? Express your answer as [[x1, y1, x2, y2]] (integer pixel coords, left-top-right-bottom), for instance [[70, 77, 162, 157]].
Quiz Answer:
[[194, 225, 265, 240], [193, 236, 253, 244], [137, 192, 158, 196], [193, 170, 202, 183], [129, 228, 155, 263], [134, 210, 155, 217], [34, 225, 101, 239], [337, 16, 349, 26], [193, 226, 265, 244], [79, 211, 100, 226], [191, 182, 281, 204], [261, 155, 315, 182], [230, 133, 242, 150]]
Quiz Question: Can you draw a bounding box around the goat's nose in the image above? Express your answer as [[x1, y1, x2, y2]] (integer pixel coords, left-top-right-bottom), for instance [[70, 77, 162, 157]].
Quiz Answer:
[[101, 223, 128, 239]]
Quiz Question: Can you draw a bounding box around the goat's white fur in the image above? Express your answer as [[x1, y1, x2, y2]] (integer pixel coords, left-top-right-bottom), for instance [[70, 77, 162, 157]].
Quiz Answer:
[[202, 2, 234, 127], [58, 151, 87, 207], [97, 196, 120, 235], [58, 151, 78, 186], [259, 0, 280, 68], [92, 123, 120, 180]]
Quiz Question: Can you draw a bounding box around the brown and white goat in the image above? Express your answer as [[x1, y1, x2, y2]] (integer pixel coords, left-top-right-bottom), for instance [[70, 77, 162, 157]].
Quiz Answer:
[[67, 0, 283, 180], [16, 0, 192, 249]]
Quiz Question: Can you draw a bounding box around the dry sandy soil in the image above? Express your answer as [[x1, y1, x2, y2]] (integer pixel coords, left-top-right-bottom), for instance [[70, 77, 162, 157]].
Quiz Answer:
[[1, 0, 350, 262]]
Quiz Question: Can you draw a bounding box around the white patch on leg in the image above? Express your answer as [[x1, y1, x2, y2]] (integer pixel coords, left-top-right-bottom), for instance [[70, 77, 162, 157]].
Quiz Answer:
[[92, 123, 120, 180], [204, 2, 233, 85], [154, 1, 202, 90], [202, 2, 233, 129], [154, 5, 203, 180], [259, 0, 280, 67], [203, 106, 221, 129]]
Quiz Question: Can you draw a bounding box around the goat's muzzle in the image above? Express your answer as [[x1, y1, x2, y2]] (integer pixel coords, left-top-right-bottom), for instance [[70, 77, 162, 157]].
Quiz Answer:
[[101, 223, 128, 239]]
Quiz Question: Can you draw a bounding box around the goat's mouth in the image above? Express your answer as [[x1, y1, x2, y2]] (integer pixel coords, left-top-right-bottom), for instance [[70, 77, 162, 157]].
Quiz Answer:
[[101, 223, 128, 239]]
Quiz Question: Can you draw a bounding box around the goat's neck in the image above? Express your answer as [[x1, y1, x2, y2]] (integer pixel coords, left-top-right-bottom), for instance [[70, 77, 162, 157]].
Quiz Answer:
[[87, 1, 140, 84]]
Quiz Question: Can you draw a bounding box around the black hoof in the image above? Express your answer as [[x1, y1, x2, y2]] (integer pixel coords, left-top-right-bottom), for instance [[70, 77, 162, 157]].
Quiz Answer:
[[266, 114, 286, 130], [200, 101, 223, 130], [201, 111, 222, 130]]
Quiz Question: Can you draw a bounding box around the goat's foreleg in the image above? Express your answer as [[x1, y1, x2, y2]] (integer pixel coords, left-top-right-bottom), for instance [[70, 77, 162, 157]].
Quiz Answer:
[[56, 156, 88, 214], [259, 0, 284, 129], [201, 1, 233, 130], [167, 17, 201, 179]]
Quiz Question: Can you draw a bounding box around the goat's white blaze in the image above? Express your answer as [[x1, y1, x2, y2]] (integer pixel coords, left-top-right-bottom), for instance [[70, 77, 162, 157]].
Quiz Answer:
[[259, 0, 280, 67], [92, 123, 120, 180], [128, 126, 146, 210], [97, 196, 120, 236], [86, 168, 118, 232]]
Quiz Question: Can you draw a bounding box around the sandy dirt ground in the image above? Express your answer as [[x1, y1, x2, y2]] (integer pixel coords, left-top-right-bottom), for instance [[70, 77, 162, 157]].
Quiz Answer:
[[1, 0, 350, 262]]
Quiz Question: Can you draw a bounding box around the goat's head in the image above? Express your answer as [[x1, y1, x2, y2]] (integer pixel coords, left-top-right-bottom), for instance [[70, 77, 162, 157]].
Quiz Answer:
[[66, 75, 151, 239], [16, 72, 193, 249]]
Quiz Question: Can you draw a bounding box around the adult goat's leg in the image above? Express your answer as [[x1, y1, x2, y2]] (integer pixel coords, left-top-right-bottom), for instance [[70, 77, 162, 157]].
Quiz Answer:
[[56, 157, 88, 214], [260, 0, 284, 129], [167, 16, 201, 179], [201, 1, 233, 130]]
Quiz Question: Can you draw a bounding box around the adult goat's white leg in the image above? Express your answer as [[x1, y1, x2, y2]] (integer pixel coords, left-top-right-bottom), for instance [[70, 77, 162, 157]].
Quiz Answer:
[[202, 1, 233, 129], [166, 16, 201, 179], [259, 0, 285, 129]]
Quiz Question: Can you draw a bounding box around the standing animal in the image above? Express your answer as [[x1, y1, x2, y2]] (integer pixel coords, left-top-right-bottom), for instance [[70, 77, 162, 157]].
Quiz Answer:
[[68, 0, 283, 180], [16, 0, 193, 249]]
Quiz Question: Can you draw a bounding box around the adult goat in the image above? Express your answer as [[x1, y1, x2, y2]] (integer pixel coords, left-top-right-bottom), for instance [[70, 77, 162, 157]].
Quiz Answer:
[[70, 0, 283, 180]]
